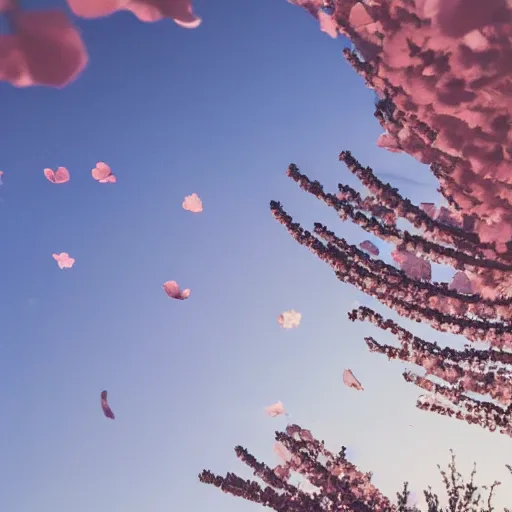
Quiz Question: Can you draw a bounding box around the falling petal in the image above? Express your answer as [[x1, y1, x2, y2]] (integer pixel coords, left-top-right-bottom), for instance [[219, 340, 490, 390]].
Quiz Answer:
[[52, 252, 75, 269], [182, 193, 203, 213], [163, 280, 191, 300], [67, 0, 202, 28], [391, 248, 432, 281], [273, 441, 292, 462], [92, 162, 116, 183], [99, 174, 117, 183], [0, 10, 88, 88], [343, 369, 364, 391], [359, 240, 379, 256], [100, 390, 115, 420], [449, 271, 473, 294], [265, 401, 285, 417], [277, 310, 302, 329], [44, 166, 70, 184], [419, 202, 437, 218]]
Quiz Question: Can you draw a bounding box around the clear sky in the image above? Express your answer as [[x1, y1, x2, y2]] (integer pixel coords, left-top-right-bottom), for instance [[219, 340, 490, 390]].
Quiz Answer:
[[1, 1, 511, 511]]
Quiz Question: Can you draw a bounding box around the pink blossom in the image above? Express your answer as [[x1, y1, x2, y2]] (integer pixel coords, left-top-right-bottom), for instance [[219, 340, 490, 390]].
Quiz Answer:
[[67, 0, 201, 27], [182, 193, 203, 213], [100, 390, 115, 420], [265, 401, 286, 417], [359, 240, 379, 256], [0, 10, 87, 88], [44, 167, 70, 184], [163, 280, 190, 300], [277, 310, 302, 329], [91, 162, 116, 184], [343, 369, 364, 391], [52, 252, 75, 269]]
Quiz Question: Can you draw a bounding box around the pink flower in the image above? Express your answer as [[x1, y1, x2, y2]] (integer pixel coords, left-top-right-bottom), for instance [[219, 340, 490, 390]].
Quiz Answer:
[[343, 369, 364, 391], [67, 0, 201, 27], [91, 162, 116, 183], [0, 10, 87, 88], [265, 401, 286, 417], [52, 252, 75, 269], [163, 280, 190, 300], [100, 390, 115, 420], [278, 310, 302, 329], [44, 167, 70, 184], [182, 193, 203, 213]]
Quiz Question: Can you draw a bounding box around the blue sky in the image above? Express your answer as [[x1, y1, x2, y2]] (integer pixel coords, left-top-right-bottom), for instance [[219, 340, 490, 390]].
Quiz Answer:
[[1, 1, 511, 511]]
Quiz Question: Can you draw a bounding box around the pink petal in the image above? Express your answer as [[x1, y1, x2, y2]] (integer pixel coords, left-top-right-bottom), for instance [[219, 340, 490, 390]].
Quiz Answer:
[[343, 369, 364, 391], [99, 174, 117, 184], [449, 271, 473, 294], [277, 310, 302, 329], [265, 401, 285, 417], [182, 193, 203, 213], [419, 202, 437, 218], [52, 252, 75, 269], [66, 0, 120, 18], [67, 0, 202, 28], [0, 10, 88, 88], [391, 249, 432, 281], [273, 441, 292, 462], [359, 240, 379, 256], [92, 162, 112, 181], [100, 390, 115, 420], [163, 280, 191, 300], [44, 166, 70, 184]]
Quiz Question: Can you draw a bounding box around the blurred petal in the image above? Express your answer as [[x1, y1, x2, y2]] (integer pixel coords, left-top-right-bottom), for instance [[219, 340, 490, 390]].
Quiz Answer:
[[0, 10, 88, 88], [100, 390, 115, 420], [265, 401, 285, 417], [343, 369, 364, 391], [182, 193, 203, 213], [68, 0, 201, 27], [449, 271, 473, 294], [92, 162, 112, 181], [44, 166, 70, 184], [66, 0, 120, 18], [52, 252, 75, 269], [391, 248, 432, 281], [359, 240, 379, 256], [163, 280, 191, 300], [278, 310, 302, 329]]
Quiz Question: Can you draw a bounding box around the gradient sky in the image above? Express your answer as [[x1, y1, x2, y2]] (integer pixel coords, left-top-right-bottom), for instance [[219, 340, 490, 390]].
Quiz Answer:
[[1, 1, 511, 511]]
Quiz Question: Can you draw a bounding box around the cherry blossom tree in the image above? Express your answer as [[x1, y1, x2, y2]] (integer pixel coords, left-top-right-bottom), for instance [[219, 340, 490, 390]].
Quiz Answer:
[[199, 424, 508, 512], [268, 0, 512, 437]]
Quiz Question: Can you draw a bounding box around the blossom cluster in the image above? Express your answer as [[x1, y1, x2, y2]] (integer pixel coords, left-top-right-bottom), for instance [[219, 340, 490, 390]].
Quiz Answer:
[[199, 424, 507, 511], [270, 0, 512, 436]]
